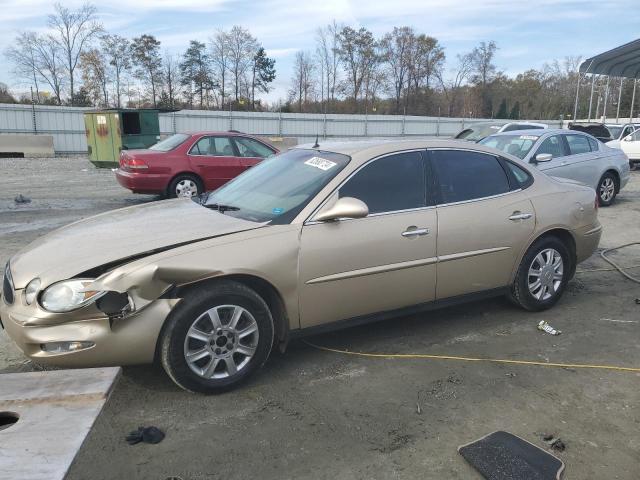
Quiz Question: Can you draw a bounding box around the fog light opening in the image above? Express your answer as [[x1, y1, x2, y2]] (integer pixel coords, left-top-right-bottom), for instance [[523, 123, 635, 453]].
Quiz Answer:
[[40, 341, 95, 354], [0, 412, 19, 432]]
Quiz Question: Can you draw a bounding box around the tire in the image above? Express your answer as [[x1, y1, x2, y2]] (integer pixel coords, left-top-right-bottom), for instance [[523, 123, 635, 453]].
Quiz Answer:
[[167, 174, 203, 199], [509, 236, 572, 312], [597, 171, 617, 207], [159, 280, 274, 393]]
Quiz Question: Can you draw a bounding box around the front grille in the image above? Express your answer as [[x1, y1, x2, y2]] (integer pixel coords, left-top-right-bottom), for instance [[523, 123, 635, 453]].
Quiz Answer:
[[3, 263, 14, 305]]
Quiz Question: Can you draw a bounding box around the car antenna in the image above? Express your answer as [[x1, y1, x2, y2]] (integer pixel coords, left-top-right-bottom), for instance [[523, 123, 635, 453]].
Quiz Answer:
[[312, 134, 319, 149]]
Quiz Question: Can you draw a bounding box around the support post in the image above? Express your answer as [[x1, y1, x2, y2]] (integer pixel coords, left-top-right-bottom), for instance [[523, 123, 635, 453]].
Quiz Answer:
[[631, 78, 637, 122], [436, 107, 441, 137], [588, 74, 596, 121], [602, 76, 610, 122], [401, 106, 406, 136], [616, 78, 624, 123], [278, 107, 282, 136]]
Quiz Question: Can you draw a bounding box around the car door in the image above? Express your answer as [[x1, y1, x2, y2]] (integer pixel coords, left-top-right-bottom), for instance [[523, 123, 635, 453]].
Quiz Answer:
[[232, 136, 276, 169], [622, 130, 640, 160], [188, 136, 244, 189], [429, 149, 536, 299], [529, 134, 574, 179], [561, 134, 600, 188], [298, 150, 438, 328]]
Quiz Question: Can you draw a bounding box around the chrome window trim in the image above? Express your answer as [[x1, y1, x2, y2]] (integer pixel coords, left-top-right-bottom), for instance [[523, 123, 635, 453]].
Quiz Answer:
[[437, 189, 522, 208], [303, 148, 428, 226]]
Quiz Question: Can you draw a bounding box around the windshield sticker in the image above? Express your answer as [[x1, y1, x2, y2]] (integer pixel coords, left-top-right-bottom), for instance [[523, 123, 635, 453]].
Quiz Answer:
[[519, 135, 538, 140], [304, 157, 337, 171], [272, 207, 284, 215]]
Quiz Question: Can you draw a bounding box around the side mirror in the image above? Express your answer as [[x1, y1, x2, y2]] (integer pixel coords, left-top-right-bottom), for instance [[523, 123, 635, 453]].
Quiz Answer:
[[534, 153, 552, 163], [313, 197, 369, 222]]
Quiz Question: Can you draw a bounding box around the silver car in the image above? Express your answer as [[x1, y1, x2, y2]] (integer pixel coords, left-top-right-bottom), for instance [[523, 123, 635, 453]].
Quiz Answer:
[[480, 129, 630, 206]]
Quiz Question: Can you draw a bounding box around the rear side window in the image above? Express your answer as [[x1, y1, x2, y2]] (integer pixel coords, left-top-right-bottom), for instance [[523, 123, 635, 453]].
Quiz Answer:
[[587, 137, 599, 151], [565, 135, 591, 155], [535, 135, 565, 158], [430, 150, 509, 204], [339, 151, 426, 214], [503, 160, 533, 189]]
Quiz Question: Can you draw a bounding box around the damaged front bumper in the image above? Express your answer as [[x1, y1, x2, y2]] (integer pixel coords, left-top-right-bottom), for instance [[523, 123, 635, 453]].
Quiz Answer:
[[0, 288, 176, 367]]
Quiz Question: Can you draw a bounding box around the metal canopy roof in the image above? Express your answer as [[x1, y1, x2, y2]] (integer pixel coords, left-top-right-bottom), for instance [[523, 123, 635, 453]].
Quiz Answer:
[[580, 38, 640, 78]]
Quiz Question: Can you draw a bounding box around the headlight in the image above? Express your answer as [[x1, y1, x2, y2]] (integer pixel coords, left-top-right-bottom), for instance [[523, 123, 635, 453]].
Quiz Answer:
[[25, 278, 41, 305], [40, 279, 106, 313]]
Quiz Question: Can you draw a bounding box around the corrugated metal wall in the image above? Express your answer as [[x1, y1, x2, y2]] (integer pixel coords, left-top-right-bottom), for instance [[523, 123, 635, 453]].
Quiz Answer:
[[0, 103, 562, 154]]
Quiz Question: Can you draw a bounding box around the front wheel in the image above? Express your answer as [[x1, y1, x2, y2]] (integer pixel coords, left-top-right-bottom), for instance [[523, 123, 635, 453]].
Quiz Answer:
[[159, 281, 274, 393], [597, 172, 617, 206], [509, 236, 571, 312]]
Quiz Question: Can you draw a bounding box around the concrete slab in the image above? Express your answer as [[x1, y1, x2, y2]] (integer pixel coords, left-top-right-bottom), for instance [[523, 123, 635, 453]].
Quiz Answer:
[[0, 134, 55, 158], [0, 367, 120, 480]]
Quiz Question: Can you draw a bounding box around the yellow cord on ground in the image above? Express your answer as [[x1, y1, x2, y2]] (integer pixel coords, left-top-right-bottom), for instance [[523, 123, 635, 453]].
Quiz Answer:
[[304, 341, 640, 374]]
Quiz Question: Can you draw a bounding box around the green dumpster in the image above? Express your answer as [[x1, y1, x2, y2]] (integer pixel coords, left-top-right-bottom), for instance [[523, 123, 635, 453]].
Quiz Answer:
[[84, 109, 162, 168]]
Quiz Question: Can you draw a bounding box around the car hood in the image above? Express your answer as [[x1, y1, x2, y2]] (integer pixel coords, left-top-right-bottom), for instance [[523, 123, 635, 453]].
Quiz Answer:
[[9, 199, 263, 289]]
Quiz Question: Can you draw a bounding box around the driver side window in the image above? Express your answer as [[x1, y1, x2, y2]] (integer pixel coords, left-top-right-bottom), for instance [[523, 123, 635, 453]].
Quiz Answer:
[[535, 135, 565, 159], [338, 151, 427, 214]]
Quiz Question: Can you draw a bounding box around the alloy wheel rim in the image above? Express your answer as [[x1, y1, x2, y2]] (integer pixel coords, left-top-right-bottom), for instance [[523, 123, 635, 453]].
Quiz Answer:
[[176, 179, 198, 198], [183, 305, 259, 379], [528, 248, 563, 301], [599, 177, 615, 202]]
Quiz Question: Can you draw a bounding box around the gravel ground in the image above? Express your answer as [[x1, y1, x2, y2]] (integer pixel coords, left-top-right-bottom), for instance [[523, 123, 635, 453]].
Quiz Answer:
[[1, 156, 639, 479]]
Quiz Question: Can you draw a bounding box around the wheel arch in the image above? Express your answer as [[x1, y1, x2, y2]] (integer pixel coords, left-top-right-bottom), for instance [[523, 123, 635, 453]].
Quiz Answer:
[[511, 227, 577, 283], [154, 274, 290, 362], [603, 168, 620, 193]]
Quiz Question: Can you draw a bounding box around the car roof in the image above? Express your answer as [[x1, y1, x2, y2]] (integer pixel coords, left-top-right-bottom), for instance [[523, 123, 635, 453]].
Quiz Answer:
[[187, 131, 258, 137], [489, 128, 594, 137], [293, 138, 513, 159]]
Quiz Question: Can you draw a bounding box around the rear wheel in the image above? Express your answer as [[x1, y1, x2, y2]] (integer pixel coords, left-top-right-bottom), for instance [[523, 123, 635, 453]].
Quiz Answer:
[[159, 281, 274, 393], [168, 174, 203, 199], [509, 236, 571, 311], [597, 172, 617, 206]]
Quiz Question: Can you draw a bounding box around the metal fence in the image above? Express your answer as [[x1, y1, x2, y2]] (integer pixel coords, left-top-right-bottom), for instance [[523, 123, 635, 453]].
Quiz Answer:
[[0, 103, 563, 154]]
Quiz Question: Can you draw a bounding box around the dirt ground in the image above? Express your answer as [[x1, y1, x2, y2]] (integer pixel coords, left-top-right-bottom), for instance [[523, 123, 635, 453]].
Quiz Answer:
[[1, 156, 639, 479]]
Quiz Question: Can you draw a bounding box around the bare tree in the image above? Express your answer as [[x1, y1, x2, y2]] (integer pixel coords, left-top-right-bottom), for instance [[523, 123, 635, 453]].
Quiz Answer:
[[289, 51, 315, 112], [436, 52, 473, 117], [80, 48, 109, 106], [4, 32, 42, 102], [162, 53, 181, 109], [315, 20, 341, 112], [33, 34, 66, 105], [48, 2, 103, 105], [210, 29, 230, 109], [408, 34, 445, 99], [101, 34, 130, 108], [381, 26, 414, 113], [227, 26, 258, 104]]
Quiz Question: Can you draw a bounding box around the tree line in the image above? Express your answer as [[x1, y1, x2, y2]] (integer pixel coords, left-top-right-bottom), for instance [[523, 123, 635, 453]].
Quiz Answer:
[[3, 2, 624, 121]]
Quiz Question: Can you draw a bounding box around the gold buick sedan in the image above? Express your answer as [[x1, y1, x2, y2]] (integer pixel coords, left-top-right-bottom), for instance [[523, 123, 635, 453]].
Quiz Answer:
[[1, 140, 602, 393]]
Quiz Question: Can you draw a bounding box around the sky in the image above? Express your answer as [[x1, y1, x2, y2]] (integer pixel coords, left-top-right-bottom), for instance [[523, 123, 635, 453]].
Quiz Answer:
[[1, 0, 640, 104]]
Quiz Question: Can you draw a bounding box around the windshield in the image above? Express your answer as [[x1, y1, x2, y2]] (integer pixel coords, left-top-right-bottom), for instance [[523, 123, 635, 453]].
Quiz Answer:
[[456, 124, 502, 141], [606, 126, 622, 139], [479, 134, 539, 159], [203, 148, 350, 223], [149, 133, 190, 151]]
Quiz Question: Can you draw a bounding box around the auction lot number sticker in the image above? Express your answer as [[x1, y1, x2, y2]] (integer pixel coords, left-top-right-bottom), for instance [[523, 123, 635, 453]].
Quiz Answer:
[[304, 157, 337, 171]]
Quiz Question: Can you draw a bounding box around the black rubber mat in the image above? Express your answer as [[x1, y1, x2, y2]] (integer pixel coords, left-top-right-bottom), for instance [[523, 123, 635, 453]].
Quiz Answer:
[[458, 431, 565, 480]]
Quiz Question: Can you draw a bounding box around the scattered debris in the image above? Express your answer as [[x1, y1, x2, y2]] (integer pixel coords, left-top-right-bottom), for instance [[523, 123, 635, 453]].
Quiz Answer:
[[538, 320, 561, 335], [505, 372, 516, 378], [600, 318, 638, 324], [416, 402, 421, 415], [542, 433, 566, 452], [126, 426, 165, 445], [14, 194, 31, 204], [635, 298, 640, 305]]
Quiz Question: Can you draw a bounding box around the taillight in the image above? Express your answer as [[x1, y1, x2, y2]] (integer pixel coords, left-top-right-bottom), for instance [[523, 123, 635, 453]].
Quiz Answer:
[[122, 156, 148, 171]]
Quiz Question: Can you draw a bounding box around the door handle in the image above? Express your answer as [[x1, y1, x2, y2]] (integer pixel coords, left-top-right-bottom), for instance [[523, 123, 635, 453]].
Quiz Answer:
[[402, 227, 430, 238], [508, 212, 533, 221]]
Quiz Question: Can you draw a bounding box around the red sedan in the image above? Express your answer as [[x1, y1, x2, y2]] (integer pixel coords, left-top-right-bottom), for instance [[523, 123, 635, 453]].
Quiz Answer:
[[115, 131, 279, 198]]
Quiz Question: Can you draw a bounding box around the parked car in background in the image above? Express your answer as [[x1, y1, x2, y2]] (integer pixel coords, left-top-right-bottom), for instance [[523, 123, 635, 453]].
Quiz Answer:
[[605, 123, 639, 149], [618, 128, 640, 169], [454, 122, 548, 142], [568, 122, 612, 142], [2, 140, 602, 393], [115, 132, 278, 198], [480, 129, 630, 206]]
